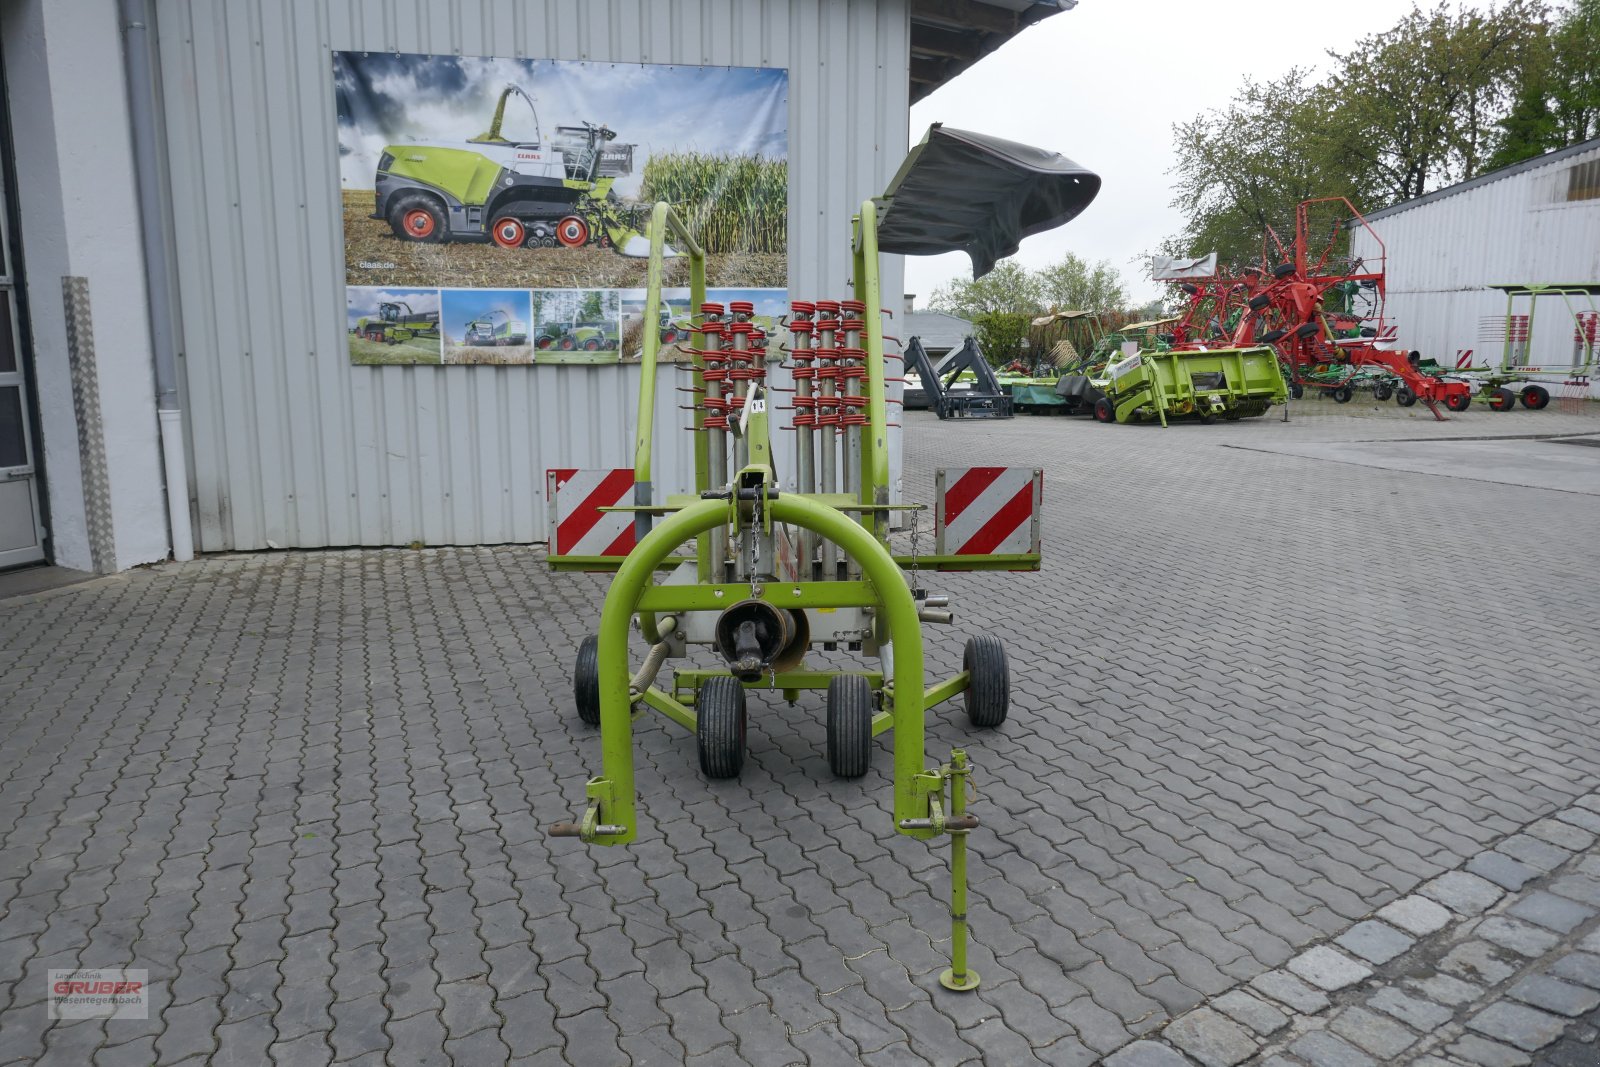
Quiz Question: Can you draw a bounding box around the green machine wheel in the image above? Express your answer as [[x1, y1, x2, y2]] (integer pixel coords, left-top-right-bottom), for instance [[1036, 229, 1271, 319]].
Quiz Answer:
[[574, 635, 601, 726], [963, 636, 1009, 728], [697, 677, 747, 779], [826, 676, 874, 778]]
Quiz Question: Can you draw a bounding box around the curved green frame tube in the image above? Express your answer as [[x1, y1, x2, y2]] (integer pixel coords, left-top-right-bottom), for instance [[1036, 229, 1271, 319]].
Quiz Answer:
[[593, 495, 928, 845]]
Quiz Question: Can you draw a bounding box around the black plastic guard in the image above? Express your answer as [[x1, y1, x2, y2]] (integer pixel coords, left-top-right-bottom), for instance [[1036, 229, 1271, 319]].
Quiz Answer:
[[876, 124, 1101, 278]]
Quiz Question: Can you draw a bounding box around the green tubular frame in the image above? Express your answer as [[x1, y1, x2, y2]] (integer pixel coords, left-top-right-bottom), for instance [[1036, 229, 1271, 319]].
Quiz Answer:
[[553, 198, 997, 992], [568, 199, 954, 845], [586, 493, 932, 845]]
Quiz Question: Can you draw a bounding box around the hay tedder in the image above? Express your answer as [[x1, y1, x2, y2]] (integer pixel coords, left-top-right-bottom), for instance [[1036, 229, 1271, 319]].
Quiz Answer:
[[546, 125, 1100, 990], [1166, 198, 1472, 419]]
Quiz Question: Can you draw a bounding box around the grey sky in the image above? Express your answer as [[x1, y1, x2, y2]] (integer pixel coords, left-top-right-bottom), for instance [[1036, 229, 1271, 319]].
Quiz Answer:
[[904, 0, 1412, 307]]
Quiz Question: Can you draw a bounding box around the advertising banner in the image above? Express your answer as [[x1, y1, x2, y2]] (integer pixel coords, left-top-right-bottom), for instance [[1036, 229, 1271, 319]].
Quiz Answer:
[[334, 52, 788, 365]]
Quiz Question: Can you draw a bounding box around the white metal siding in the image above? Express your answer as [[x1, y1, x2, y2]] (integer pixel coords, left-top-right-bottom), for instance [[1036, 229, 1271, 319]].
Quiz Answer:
[[152, 0, 910, 551], [1350, 144, 1600, 391]]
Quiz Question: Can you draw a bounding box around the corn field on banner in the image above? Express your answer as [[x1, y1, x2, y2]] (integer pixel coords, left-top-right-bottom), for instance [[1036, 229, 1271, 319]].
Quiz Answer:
[[334, 52, 788, 366]]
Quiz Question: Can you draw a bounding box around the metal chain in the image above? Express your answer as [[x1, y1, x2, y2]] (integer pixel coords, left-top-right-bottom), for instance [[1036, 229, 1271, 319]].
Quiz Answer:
[[749, 493, 762, 597], [908, 506, 922, 586]]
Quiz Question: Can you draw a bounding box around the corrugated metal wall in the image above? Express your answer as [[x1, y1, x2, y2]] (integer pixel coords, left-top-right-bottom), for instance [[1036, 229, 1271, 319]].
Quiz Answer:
[[152, 0, 909, 551], [1351, 143, 1600, 395]]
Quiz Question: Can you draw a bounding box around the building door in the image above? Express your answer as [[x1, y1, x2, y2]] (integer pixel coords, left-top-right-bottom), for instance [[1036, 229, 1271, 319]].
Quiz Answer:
[[0, 65, 44, 568]]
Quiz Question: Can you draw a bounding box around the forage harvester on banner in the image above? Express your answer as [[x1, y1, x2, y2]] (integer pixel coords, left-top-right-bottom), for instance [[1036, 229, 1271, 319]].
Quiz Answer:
[[374, 83, 652, 255]]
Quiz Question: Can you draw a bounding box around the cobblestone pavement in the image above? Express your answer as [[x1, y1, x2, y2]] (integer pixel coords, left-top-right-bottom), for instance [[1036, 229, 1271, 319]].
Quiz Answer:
[[1116, 793, 1600, 1066], [0, 401, 1597, 1066]]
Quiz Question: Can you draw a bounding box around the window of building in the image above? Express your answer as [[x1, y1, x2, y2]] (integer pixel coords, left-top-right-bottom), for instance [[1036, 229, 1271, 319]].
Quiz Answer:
[[1569, 159, 1600, 202]]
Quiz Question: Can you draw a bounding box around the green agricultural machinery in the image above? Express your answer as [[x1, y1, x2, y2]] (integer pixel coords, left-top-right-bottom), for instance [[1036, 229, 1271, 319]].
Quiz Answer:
[[546, 125, 1101, 990], [463, 308, 527, 347], [353, 300, 440, 344], [1434, 283, 1598, 412], [373, 83, 652, 254], [536, 320, 617, 351], [1091, 344, 1288, 424]]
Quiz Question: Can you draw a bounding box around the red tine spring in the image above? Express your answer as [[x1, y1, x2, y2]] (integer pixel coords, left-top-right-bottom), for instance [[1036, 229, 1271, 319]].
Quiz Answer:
[[701, 302, 725, 317]]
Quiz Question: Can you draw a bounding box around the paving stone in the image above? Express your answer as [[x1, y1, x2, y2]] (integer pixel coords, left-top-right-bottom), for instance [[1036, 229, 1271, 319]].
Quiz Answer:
[[1102, 1040, 1193, 1067], [1507, 890, 1597, 934], [1466, 1001, 1569, 1052], [1406, 972, 1483, 1007], [1329, 1005, 1419, 1059], [1526, 819, 1595, 851], [1547, 951, 1600, 990], [1466, 853, 1538, 892], [1446, 1034, 1533, 1066], [1334, 920, 1415, 965], [1376, 895, 1454, 937], [1162, 1008, 1258, 1067], [1496, 835, 1572, 874], [1441, 941, 1519, 985], [1288, 1029, 1378, 1067], [1250, 969, 1331, 1014], [1211, 990, 1288, 1037], [1421, 872, 1504, 916], [1555, 807, 1600, 834], [1366, 985, 1454, 1031], [1478, 916, 1563, 957], [1287, 947, 1373, 992], [1506, 974, 1600, 1017], [1549, 874, 1600, 908]]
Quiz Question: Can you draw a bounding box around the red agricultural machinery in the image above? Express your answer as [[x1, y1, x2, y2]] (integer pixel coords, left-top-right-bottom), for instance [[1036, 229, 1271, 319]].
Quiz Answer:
[[1167, 198, 1471, 420]]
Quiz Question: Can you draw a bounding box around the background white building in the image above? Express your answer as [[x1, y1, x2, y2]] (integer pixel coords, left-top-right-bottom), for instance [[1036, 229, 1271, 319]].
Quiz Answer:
[[1350, 137, 1600, 396]]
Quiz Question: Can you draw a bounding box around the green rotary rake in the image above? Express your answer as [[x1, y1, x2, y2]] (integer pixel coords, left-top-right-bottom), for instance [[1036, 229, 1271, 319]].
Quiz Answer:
[[546, 126, 1100, 989]]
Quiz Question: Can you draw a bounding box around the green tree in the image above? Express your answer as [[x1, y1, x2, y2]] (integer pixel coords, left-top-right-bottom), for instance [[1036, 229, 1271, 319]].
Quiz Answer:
[[1168, 1, 1553, 260], [1169, 68, 1338, 265], [927, 260, 1042, 318], [1490, 0, 1600, 167], [929, 254, 1133, 364], [1035, 253, 1130, 314]]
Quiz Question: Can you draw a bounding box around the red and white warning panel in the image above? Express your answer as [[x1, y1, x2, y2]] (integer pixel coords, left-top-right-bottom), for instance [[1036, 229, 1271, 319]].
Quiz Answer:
[[934, 467, 1043, 566], [546, 468, 637, 562]]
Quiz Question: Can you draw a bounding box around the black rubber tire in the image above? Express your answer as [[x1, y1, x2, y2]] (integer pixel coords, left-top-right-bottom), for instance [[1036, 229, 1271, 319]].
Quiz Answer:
[[696, 677, 746, 779], [574, 635, 601, 726], [826, 676, 874, 778], [963, 636, 1009, 729], [1248, 293, 1273, 311], [1492, 387, 1517, 412], [1259, 329, 1288, 343], [1296, 322, 1320, 338], [1331, 386, 1353, 404], [1444, 391, 1472, 413], [1199, 413, 1217, 424], [1273, 262, 1297, 279], [1093, 397, 1116, 423], [1373, 382, 1394, 402], [1396, 387, 1418, 407], [388, 192, 447, 243], [1289, 383, 1304, 400], [1521, 385, 1550, 410]]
